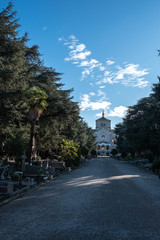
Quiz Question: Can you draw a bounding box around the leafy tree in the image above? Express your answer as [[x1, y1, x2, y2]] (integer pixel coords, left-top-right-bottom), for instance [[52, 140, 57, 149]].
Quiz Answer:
[[115, 123, 128, 155], [0, 2, 42, 157], [0, 2, 28, 155], [115, 78, 160, 159], [4, 131, 27, 166], [23, 87, 48, 162], [110, 148, 118, 156], [59, 139, 79, 167], [81, 146, 89, 157], [90, 149, 96, 156], [0, 2, 96, 163]]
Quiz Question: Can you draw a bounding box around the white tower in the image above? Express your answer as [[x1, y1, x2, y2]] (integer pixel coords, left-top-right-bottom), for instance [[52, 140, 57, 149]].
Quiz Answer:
[[94, 112, 116, 156]]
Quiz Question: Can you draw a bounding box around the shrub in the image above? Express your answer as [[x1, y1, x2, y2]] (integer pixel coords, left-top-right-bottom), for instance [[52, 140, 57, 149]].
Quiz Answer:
[[81, 146, 89, 157], [59, 139, 79, 167], [145, 151, 154, 163], [111, 148, 118, 156], [91, 149, 96, 156], [152, 158, 160, 173], [121, 152, 127, 158]]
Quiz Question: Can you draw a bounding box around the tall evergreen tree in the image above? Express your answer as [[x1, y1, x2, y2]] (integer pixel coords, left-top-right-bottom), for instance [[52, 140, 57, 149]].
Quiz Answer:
[[0, 2, 29, 155], [0, 2, 96, 160]]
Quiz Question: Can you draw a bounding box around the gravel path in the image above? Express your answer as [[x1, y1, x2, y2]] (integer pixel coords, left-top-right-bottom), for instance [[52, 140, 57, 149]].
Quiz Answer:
[[1, 157, 160, 240]]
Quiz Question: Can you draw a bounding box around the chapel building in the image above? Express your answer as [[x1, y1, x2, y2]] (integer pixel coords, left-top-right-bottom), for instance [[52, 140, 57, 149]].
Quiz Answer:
[[94, 112, 116, 156]]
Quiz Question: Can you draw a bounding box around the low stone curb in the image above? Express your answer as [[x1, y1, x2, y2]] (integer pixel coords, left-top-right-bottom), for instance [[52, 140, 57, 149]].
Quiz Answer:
[[118, 159, 157, 176], [0, 168, 74, 207], [0, 186, 31, 207], [0, 160, 90, 208]]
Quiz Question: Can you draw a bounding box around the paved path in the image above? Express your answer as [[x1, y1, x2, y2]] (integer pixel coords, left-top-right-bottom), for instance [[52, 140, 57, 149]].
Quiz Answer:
[[1, 157, 160, 240]]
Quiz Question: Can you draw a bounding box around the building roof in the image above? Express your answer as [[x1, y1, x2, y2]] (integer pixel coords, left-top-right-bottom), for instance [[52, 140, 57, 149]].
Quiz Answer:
[[96, 117, 111, 122], [96, 111, 111, 122]]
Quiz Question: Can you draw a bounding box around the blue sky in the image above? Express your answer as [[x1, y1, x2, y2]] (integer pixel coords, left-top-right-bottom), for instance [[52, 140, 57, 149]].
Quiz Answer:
[[2, 0, 160, 128]]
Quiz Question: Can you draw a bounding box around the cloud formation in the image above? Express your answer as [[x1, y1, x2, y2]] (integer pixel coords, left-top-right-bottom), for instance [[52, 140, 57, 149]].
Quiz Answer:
[[108, 106, 128, 118], [59, 35, 148, 123], [80, 91, 127, 118], [106, 60, 115, 65], [96, 106, 127, 118], [59, 35, 105, 80], [97, 63, 149, 88], [80, 93, 111, 111], [59, 35, 149, 88]]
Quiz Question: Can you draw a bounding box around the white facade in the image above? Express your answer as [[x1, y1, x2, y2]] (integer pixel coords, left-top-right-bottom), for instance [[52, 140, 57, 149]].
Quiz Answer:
[[94, 112, 116, 156]]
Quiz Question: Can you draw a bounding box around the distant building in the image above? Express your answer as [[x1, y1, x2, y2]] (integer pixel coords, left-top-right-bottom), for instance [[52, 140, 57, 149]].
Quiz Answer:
[[94, 112, 116, 156]]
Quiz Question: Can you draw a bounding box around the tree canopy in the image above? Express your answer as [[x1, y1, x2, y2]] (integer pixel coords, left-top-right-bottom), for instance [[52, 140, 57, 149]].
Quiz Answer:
[[0, 2, 96, 163], [115, 78, 160, 160]]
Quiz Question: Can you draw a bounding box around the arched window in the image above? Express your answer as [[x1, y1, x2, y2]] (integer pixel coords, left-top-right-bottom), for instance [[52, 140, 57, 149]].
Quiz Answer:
[[98, 145, 100, 150], [102, 145, 105, 150], [106, 145, 109, 150], [101, 135, 105, 140]]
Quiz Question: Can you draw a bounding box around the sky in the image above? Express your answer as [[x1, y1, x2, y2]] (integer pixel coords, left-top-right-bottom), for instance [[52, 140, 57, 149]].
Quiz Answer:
[[1, 0, 160, 129]]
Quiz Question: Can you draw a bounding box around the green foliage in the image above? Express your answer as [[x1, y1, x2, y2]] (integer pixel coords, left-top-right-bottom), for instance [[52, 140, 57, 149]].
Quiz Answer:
[[81, 146, 89, 157], [59, 139, 79, 167], [115, 77, 160, 159], [0, 3, 96, 161], [110, 148, 118, 156], [24, 87, 48, 110], [152, 158, 160, 172], [4, 131, 27, 157], [145, 151, 154, 163], [24, 86, 48, 122], [90, 149, 96, 156]]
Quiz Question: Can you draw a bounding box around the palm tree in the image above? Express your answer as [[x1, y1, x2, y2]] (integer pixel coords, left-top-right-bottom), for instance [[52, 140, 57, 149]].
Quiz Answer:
[[24, 87, 48, 162]]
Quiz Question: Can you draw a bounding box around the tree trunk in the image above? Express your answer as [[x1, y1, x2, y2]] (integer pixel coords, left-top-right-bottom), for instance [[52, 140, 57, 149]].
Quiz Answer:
[[27, 121, 36, 163]]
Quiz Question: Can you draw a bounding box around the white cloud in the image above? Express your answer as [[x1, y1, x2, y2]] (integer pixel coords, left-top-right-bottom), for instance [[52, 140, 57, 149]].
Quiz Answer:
[[133, 78, 148, 88], [69, 35, 76, 40], [90, 59, 99, 64], [59, 35, 104, 80], [65, 50, 91, 62], [58, 37, 63, 41], [89, 92, 96, 96], [104, 77, 118, 84], [99, 86, 105, 89], [115, 64, 148, 79], [78, 60, 90, 67], [59, 35, 149, 88], [97, 90, 106, 97], [99, 66, 105, 71], [69, 45, 74, 49], [96, 63, 149, 88], [96, 112, 104, 117], [106, 60, 115, 65], [80, 94, 111, 111], [104, 71, 110, 76], [61, 36, 91, 63], [96, 105, 128, 118], [76, 44, 86, 52], [114, 64, 149, 87], [81, 68, 91, 79], [89, 101, 111, 111], [108, 106, 128, 118]]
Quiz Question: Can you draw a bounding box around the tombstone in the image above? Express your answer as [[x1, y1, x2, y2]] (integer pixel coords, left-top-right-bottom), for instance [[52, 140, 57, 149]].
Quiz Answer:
[[25, 177, 31, 188], [21, 150, 27, 172], [7, 182, 13, 194]]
